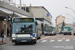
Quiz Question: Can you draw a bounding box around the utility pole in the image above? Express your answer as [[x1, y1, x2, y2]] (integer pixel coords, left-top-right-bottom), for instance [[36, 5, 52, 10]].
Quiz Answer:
[[5, 16, 8, 42], [20, 0, 21, 9]]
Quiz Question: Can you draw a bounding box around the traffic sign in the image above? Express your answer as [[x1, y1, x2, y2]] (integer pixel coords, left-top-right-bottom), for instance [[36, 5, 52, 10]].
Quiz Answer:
[[47, 13, 50, 16]]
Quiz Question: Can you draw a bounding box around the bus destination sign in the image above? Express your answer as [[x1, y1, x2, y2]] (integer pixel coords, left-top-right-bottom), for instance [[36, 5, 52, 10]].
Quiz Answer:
[[13, 18, 34, 22]]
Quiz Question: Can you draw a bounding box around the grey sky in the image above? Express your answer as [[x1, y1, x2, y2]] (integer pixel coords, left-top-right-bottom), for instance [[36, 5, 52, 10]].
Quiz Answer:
[[14, 0, 75, 26]]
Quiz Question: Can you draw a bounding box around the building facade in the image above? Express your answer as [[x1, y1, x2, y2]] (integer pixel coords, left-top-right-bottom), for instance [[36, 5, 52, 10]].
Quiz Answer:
[[0, 1, 32, 37], [56, 15, 65, 32], [20, 6, 52, 25]]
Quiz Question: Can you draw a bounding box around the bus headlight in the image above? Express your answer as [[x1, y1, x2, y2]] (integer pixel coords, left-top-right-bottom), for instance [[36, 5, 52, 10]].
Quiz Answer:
[[52, 32, 54, 34], [44, 32, 46, 34], [12, 37, 16, 40], [32, 37, 36, 39]]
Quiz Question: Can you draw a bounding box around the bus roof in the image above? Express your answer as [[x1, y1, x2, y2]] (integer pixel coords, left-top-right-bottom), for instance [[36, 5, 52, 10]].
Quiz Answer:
[[64, 26, 71, 27]]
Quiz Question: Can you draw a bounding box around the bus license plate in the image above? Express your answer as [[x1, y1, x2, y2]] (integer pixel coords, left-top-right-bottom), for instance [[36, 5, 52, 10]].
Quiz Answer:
[[21, 40, 27, 42]]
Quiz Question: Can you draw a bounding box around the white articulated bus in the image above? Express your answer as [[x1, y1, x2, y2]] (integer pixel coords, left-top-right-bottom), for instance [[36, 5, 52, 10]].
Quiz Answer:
[[12, 17, 42, 44]]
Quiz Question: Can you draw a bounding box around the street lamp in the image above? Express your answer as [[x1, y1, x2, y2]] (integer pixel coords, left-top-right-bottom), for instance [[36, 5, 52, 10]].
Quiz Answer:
[[66, 14, 74, 19], [67, 18, 73, 22], [66, 14, 75, 34], [65, 7, 75, 34], [65, 7, 75, 13]]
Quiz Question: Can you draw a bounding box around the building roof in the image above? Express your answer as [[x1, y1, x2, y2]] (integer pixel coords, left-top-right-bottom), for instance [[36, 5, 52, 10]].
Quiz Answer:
[[56, 15, 65, 19], [0, 1, 32, 17]]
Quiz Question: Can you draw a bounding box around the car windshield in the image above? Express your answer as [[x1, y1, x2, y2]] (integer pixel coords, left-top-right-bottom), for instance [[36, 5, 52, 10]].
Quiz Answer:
[[12, 22, 35, 34]]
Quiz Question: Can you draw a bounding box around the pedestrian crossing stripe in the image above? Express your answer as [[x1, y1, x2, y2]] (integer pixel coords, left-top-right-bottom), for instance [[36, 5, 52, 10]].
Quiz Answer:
[[37, 38, 75, 42], [41, 40, 47, 42], [37, 40, 39, 42], [49, 40, 55, 42], [65, 39, 70, 41], [57, 40, 62, 42], [40, 36, 50, 40]]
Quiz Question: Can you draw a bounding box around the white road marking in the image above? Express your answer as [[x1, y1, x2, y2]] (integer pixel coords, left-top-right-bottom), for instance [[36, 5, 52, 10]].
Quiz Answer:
[[40, 36, 50, 40], [57, 40, 62, 42], [73, 38, 75, 40], [37, 40, 39, 42], [65, 39, 70, 41], [49, 40, 55, 42], [41, 40, 47, 42]]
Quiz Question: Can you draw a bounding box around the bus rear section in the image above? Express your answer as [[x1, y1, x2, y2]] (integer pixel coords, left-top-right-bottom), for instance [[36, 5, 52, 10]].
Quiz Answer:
[[12, 18, 38, 44], [63, 26, 71, 35]]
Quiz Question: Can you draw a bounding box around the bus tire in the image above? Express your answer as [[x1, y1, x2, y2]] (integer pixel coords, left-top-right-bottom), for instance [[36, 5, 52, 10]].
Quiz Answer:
[[15, 42, 18, 45], [32, 41, 36, 44], [69, 33, 71, 35], [37, 37, 41, 39], [64, 34, 66, 35], [34, 41, 36, 44], [38, 37, 40, 39]]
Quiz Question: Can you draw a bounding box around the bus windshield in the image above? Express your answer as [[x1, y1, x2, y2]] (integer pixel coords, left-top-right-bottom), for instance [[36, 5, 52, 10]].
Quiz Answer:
[[12, 22, 35, 34], [45, 27, 53, 32]]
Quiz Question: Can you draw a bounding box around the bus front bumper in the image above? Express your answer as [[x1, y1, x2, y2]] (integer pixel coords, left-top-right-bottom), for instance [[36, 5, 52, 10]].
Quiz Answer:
[[12, 37, 36, 43], [45, 33, 56, 35]]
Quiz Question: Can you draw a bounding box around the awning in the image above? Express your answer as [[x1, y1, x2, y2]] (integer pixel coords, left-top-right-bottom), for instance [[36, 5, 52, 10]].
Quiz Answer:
[[0, 7, 28, 17]]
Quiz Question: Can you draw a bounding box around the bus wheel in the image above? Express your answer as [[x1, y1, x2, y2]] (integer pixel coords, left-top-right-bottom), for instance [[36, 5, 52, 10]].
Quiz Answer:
[[34, 41, 36, 44], [69, 33, 71, 35], [15, 42, 18, 45], [32, 41, 36, 44], [64, 34, 66, 35], [37, 37, 41, 39]]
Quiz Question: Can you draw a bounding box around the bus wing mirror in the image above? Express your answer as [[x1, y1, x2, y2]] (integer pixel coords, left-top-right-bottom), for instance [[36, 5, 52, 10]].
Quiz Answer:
[[35, 22, 38, 25]]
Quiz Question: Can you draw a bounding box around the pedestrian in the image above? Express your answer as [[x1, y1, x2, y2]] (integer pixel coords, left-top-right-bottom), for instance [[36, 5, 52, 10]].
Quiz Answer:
[[1, 29, 4, 37], [1, 29, 4, 43], [7, 28, 9, 37]]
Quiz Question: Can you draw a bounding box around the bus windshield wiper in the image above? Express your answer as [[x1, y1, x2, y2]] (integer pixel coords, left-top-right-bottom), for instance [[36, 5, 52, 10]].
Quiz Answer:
[[20, 25, 33, 34]]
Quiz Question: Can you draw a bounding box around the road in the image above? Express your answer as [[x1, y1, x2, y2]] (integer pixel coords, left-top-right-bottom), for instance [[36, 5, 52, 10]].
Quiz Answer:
[[0, 34, 75, 50]]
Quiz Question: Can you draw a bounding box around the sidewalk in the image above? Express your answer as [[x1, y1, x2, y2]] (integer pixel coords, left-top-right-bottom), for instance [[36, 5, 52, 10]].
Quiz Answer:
[[0, 37, 12, 45]]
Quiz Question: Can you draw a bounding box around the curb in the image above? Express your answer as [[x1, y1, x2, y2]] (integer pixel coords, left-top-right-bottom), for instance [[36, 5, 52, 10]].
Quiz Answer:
[[0, 43, 6, 45], [0, 41, 11, 45]]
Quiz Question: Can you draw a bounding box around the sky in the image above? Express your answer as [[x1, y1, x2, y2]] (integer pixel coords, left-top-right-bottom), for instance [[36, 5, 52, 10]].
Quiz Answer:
[[13, 0, 75, 26]]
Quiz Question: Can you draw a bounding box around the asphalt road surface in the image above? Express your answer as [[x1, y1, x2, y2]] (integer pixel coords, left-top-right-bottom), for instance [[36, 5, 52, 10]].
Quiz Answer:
[[0, 34, 75, 50]]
